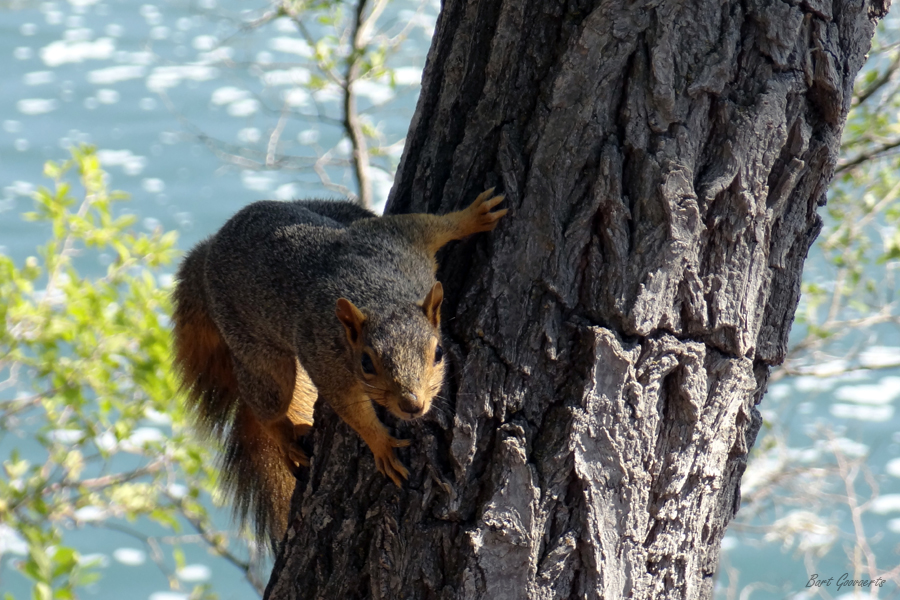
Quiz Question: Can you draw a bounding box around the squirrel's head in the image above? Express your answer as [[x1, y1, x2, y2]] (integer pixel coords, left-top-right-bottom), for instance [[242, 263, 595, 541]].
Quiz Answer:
[[335, 282, 445, 420]]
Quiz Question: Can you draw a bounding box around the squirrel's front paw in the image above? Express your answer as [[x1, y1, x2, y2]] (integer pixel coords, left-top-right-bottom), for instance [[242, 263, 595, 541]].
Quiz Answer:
[[287, 443, 309, 466], [285, 443, 309, 477], [372, 436, 410, 487], [461, 188, 507, 235]]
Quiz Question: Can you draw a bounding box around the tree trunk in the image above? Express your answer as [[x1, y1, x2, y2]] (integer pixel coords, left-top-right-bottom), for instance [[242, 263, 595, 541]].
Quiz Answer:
[[265, 1, 888, 598]]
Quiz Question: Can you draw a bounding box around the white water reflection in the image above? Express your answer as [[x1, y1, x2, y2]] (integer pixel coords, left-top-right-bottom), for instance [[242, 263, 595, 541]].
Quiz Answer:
[[88, 65, 146, 84], [112, 547, 146, 566], [17, 98, 58, 114], [41, 37, 115, 66]]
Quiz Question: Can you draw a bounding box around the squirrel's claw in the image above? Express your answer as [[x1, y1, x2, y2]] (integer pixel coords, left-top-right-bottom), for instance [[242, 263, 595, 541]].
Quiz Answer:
[[284, 444, 309, 478], [372, 436, 410, 487], [287, 444, 309, 468], [461, 188, 507, 235], [474, 187, 496, 204]]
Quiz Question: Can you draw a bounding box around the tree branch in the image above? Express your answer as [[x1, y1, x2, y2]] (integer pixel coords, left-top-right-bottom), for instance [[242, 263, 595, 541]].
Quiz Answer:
[[852, 50, 900, 107], [167, 492, 266, 596], [343, 0, 375, 209], [835, 137, 900, 174]]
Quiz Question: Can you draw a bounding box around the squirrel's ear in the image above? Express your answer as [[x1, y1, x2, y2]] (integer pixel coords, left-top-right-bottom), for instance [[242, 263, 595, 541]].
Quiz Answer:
[[335, 298, 366, 346], [421, 281, 443, 328]]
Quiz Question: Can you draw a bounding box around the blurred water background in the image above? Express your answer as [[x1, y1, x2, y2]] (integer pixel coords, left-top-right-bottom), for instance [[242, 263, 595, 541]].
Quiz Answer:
[[0, 1, 898, 598]]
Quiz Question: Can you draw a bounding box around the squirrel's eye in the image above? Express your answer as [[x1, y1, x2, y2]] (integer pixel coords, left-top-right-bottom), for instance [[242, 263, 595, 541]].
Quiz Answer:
[[434, 344, 443, 364], [361, 352, 376, 375]]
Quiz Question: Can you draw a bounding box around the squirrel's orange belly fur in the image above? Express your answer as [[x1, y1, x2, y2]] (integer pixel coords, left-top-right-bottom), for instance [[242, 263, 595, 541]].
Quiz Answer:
[[171, 189, 507, 549]]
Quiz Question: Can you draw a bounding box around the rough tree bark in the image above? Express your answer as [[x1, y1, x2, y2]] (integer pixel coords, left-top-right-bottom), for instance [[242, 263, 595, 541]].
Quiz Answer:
[[265, 1, 889, 598]]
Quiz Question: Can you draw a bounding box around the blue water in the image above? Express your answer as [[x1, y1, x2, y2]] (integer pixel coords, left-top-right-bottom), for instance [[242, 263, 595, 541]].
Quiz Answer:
[[0, 0, 436, 267], [0, 1, 437, 598], [1, 1, 898, 598]]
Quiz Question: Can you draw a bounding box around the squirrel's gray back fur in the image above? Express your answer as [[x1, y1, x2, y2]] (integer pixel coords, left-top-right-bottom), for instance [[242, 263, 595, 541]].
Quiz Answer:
[[203, 199, 437, 390]]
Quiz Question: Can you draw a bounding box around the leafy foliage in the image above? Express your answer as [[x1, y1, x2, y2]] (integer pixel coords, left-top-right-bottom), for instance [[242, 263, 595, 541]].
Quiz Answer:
[[725, 17, 900, 596], [789, 21, 900, 371], [0, 146, 255, 599]]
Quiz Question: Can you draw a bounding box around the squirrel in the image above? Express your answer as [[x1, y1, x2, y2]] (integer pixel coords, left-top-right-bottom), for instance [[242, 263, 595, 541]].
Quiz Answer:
[[171, 188, 506, 547]]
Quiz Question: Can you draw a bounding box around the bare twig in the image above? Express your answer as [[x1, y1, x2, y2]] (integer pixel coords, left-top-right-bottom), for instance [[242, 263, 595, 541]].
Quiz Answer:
[[314, 150, 355, 197], [95, 521, 173, 578], [342, 0, 376, 208], [828, 434, 900, 595], [823, 176, 900, 250], [46, 459, 165, 494], [282, 0, 380, 207], [382, 0, 427, 49], [852, 51, 900, 108], [167, 493, 265, 595], [777, 308, 900, 371], [282, 3, 345, 87], [267, 102, 291, 168], [774, 357, 900, 381], [835, 137, 900, 174], [0, 362, 22, 394], [156, 90, 328, 172]]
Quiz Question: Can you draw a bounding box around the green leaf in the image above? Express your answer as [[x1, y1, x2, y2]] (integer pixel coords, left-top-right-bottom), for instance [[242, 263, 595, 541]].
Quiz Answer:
[[33, 582, 52, 600]]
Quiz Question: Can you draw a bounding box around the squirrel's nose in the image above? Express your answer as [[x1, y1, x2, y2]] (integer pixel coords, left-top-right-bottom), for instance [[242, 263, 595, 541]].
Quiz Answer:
[[398, 391, 422, 415]]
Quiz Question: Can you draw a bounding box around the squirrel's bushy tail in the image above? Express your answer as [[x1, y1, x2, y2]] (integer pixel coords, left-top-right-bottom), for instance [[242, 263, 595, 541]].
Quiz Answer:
[[172, 241, 292, 548], [172, 240, 238, 438], [221, 404, 294, 546]]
